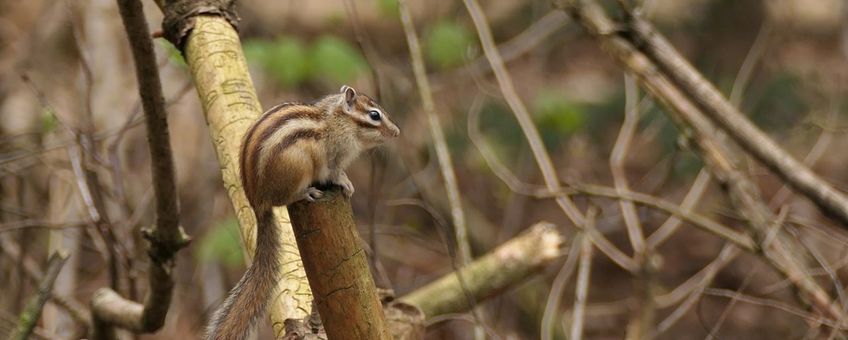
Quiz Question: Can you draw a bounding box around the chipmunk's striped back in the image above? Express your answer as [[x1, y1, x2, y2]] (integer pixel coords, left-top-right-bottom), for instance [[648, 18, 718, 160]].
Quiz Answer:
[[240, 102, 326, 209]]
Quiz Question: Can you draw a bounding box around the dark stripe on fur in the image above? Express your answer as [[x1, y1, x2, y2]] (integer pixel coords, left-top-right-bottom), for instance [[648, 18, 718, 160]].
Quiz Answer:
[[240, 102, 303, 205], [243, 106, 322, 205], [255, 109, 323, 150], [273, 128, 324, 154]]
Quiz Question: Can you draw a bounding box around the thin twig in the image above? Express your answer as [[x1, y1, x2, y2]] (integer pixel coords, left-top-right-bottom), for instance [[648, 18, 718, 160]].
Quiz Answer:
[[8, 251, 69, 340], [462, 0, 585, 228], [0, 234, 91, 328], [651, 244, 739, 336], [570, 209, 597, 340], [542, 234, 582, 340], [646, 19, 767, 249], [769, 102, 839, 208], [397, 1, 488, 334], [432, 10, 571, 87], [611, 75, 646, 255], [397, 0, 472, 268], [467, 96, 643, 270]]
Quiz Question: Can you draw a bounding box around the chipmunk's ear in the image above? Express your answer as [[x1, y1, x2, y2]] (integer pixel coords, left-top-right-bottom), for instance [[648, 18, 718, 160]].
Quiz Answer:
[[340, 85, 356, 109]]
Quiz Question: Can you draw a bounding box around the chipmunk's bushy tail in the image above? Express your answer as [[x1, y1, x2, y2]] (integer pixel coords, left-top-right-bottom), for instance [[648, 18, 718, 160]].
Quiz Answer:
[[205, 208, 279, 340]]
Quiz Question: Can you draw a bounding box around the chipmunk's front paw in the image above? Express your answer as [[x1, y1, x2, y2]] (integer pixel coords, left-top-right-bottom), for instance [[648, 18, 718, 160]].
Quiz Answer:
[[333, 172, 355, 197], [302, 187, 325, 202]]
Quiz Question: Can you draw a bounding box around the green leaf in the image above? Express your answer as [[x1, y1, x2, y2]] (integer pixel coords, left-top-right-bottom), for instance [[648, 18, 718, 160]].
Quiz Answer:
[[195, 217, 244, 268], [533, 92, 586, 135], [40, 109, 56, 134], [310, 35, 368, 84], [158, 40, 186, 68], [425, 21, 475, 69]]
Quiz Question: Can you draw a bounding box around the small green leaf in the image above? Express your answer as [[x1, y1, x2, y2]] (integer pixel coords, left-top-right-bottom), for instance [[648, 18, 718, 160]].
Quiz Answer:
[[158, 40, 186, 68], [310, 35, 368, 83], [195, 217, 244, 268], [40, 109, 56, 134], [533, 92, 585, 135], [425, 21, 475, 69]]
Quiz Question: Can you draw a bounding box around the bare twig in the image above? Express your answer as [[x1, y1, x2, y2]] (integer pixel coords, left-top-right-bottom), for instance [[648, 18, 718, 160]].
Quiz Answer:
[[646, 20, 767, 249], [466, 95, 641, 271], [461, 0, 585, 229], [570, 210, 596, 340], [432, 10, 571, 86], [541, 234, 582, 340], [769, 103, 838, 208], [7, 251, 69, 340], [706, 270, 758, 339], [397, 0, 471, 268], [646, 170, 710, 248], [0, 234, 91, 328], [611, 75, 646, 255], [703, 288, 847, 329], [651, 244, 739, 336]]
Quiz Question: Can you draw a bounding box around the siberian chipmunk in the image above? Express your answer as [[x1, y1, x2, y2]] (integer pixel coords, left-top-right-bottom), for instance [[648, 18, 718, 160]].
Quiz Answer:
[[205, 85, 400, 340]]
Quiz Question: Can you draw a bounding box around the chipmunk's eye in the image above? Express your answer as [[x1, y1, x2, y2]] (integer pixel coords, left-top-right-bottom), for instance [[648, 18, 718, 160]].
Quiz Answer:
[[368, 110, 382, 122]]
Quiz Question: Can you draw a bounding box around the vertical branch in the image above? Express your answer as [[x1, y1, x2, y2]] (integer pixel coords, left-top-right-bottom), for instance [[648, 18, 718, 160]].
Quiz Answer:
[[396, 2, 487, 336], [610, 75, 645, 254], [570, 211, 597, 340], [287, 188, 391, 340], [541, 235, 582, 340], [396, 0, 471, 267], [156, 1, 315, 336], [89, 0, 190, 337]]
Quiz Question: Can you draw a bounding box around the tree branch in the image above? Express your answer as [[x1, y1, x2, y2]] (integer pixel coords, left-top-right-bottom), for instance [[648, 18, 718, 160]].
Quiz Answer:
[[627, 16, 848, 227], [153, 2, 314, 337], [90, 0, 190, 337], [287, 188, 391, 340], [400, 222, 563, 318]]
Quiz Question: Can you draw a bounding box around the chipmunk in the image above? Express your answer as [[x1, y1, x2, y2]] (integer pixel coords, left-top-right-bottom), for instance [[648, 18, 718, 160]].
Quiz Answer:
[[205, 85, 400, 340]]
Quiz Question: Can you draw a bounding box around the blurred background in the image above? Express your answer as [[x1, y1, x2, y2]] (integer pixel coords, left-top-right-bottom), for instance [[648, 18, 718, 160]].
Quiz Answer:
[[1, 0, 847, 338]]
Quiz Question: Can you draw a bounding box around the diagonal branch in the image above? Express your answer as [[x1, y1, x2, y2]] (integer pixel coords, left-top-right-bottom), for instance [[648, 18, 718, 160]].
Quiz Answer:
[[7, 252, 70, 340], [627, 15, 848, 226]]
